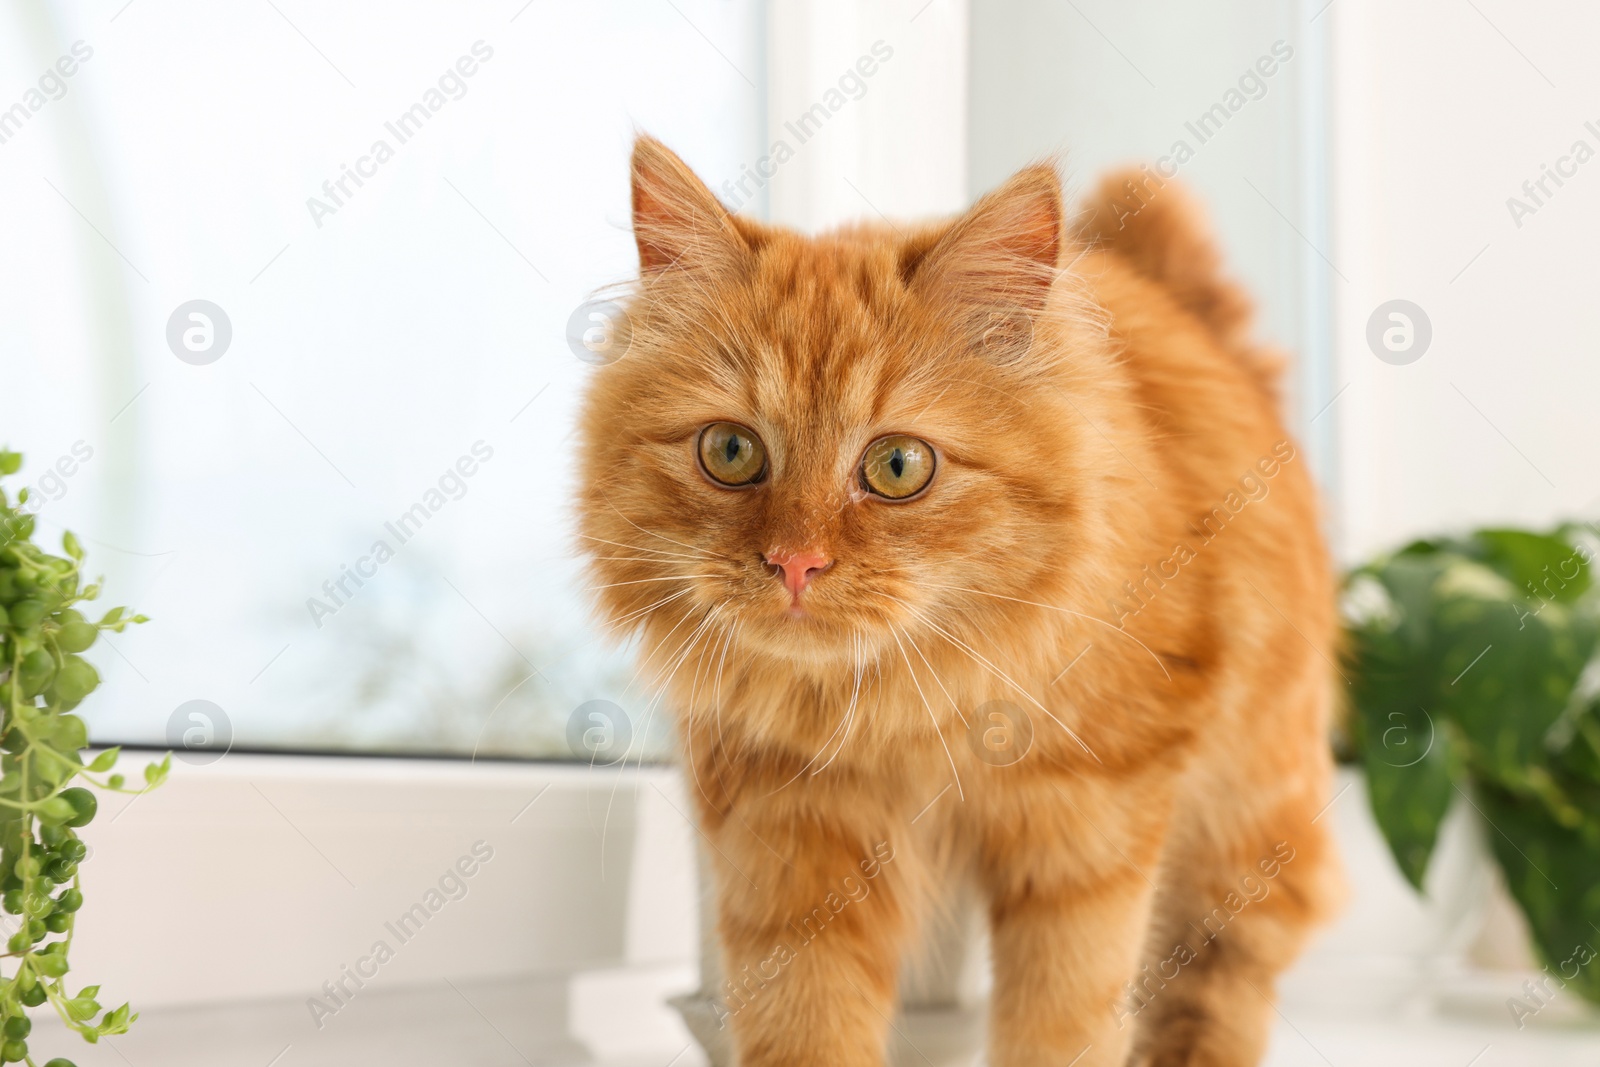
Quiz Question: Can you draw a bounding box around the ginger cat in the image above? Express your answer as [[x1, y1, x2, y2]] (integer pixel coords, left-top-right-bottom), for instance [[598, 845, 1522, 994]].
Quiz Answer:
[[577, 136, 1340, 1067]]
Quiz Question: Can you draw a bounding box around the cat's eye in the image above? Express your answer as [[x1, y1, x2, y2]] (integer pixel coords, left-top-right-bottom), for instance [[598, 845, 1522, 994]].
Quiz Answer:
[[697, 422, 767, 487], [860, 435, 935, 500]]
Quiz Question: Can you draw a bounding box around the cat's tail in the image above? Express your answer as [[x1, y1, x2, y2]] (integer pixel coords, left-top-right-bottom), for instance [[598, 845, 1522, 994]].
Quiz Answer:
[[1073, 166, 1283, 391]]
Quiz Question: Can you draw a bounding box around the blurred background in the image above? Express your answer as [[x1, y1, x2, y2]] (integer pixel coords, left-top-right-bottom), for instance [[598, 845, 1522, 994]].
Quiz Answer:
[[0, 0, 1596, 1064]]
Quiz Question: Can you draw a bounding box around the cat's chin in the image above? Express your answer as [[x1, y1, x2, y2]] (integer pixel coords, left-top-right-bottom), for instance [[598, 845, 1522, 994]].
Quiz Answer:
[[735, 611, 873, 668]]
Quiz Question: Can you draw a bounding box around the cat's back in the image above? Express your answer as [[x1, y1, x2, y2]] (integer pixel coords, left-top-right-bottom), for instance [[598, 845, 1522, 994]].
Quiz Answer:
[[1068, 169, 1334, 677], [1073, 169, 1292, 483]]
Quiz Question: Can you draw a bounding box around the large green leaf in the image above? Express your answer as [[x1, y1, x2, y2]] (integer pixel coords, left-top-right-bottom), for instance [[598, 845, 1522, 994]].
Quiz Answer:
[[1360, 711, 1455, 890], [1550, 679, 1600, 789], [1346, 524, 1600, 1005], [1430, 560, 1600, 844], [1476, 781, 1600, 1004], [1434, 580, 1596, 780], [1345, 556, 1456, 889], [1462, 528, 1591, 605]]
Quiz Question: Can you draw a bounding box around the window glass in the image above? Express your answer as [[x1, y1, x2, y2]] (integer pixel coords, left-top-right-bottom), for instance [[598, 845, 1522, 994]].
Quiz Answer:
[[0, 0, 764, 759]]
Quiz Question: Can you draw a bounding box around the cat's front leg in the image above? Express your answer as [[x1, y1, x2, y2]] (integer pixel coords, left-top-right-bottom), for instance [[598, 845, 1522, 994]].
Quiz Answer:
[[982, 776, 1170, 1067], [701, 794, 912, 1067]]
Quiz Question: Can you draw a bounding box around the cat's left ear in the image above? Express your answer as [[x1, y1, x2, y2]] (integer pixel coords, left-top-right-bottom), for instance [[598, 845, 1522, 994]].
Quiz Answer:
[[631, 134, 749, 276], [909, 164, 1061, 359]]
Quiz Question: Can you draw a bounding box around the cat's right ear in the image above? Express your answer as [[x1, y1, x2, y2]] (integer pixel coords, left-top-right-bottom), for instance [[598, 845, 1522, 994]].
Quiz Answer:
[[907, 164, 1062, 363], [631, 135, 748, 276]]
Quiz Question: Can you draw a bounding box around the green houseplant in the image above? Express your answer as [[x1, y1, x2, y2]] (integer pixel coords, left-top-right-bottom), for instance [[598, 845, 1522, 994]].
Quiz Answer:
[[0, 451, 165, 1065], [1344, 522, 1600, 1004]]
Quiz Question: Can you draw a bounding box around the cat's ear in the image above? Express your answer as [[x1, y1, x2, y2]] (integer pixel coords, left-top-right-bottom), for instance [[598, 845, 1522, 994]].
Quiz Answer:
[[909, 164, 1062, 360], [631, 135, 748, 276]]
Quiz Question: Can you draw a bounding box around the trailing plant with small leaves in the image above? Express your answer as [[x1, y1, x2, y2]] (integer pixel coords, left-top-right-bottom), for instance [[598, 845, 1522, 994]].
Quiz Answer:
[[0, 451, 164, 1065], [1344, 523, 1600, 1004]]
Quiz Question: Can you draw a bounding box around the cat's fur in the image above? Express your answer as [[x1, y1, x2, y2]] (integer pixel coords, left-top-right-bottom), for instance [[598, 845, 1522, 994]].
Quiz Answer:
[[577, 136, 1340, 1067]]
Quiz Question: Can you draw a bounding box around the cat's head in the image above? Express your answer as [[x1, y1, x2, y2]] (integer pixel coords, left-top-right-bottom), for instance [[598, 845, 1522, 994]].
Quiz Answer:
[[577, 137, 1106, 677]]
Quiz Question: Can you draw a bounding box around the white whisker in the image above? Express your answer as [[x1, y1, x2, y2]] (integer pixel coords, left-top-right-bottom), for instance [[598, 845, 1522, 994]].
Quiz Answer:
[[605, 503, 719, 559], [651, 611, 796, 873], [685, 610, 731, 713], [924, 582, 1171, 682], [577, 532, 711, 561], [890, 624, 964, 802], [621, 594, 710, 699], [611, 588, 692, 629], [468, 668, 543, 764], [765, 633, 866, 794], [711, 619, 738, 747], [885, 593, 1102, 765], [643, 605, 721, 695], [900, 623, 967, 728], [810, 633, 865, 777], [588, 574, 720, 591], [606, 605, 722, 878]]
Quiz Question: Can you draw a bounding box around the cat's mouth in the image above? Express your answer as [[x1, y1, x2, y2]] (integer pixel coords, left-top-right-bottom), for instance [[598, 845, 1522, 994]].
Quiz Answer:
[[763, 581, 829, 623], [778, 578, 831, 620], [718, 565, 912, 664]]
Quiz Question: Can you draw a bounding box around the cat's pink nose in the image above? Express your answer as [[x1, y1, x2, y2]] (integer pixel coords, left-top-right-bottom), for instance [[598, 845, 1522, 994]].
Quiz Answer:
[[764, 550, 832, 599]]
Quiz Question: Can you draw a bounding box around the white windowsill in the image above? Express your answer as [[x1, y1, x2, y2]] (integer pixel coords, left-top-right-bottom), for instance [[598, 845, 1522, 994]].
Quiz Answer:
[[21, 755, 1600, 1066], [33, 749, 702, 1065]]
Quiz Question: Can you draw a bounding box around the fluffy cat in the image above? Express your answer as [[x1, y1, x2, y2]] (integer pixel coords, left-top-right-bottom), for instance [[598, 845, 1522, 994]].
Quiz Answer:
[[576, 135, 1340, 1067]]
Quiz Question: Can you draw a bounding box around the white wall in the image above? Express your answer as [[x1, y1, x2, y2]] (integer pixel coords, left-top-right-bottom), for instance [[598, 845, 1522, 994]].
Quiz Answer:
[[968, 0, 1334, 497], [763, 0, 968, 229], [970, 1, 1596, 561], [1329, 0, 1597, 559]]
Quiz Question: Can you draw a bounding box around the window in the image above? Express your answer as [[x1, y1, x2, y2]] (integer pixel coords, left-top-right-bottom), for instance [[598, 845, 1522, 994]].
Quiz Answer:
[[0, 0, 765, 759]]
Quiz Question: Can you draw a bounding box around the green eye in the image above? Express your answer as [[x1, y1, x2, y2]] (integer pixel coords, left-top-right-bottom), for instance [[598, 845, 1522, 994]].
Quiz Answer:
[[861, 435, 935, 499], [698, 422, 767, 486]]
